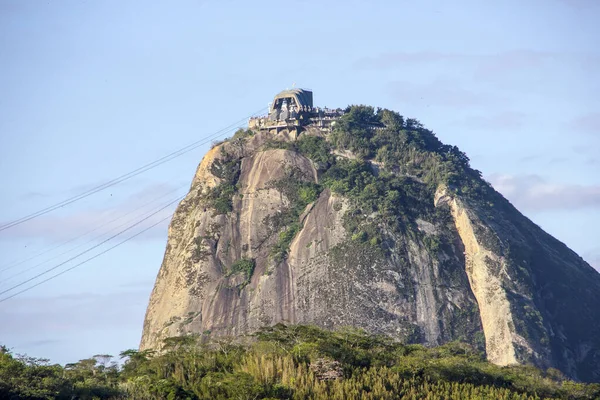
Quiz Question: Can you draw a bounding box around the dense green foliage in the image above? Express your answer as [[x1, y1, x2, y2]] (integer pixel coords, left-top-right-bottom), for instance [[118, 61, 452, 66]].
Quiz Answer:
[[124, 106, 600, 398], [322, 158, 448, 245], [204, 148, 241, 215], [227, 257, 256, 287], [0, 347, 121, 400], [232, 128, 255, 140], [203, 106, 499, 254], [2, 326, 599, 399], [255, 106, 500, 251], [295, 135, 335, 169], [330, 105, 493, 201], [265, 165, 321, 262], [258, 107, 471, 251], [204, 106, 507, 249]]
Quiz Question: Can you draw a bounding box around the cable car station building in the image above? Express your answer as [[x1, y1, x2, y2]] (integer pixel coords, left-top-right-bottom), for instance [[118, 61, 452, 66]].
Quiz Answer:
[[248, 89, 344, 136]]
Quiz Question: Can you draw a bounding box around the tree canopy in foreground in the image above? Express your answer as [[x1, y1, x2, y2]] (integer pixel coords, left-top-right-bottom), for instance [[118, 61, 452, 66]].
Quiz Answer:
[[1, 324, 600, 399]]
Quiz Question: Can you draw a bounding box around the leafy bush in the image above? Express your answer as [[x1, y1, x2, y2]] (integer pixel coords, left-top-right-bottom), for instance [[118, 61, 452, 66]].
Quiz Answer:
[[204, 151, 241, 215], [228, 258, 256, 287], [296, 135, 334, 167], [270, 223, 301, 262], [329, 105, 493, 203], [2, 325, 600, 399], [232, 128, 255, 140], [265, 167, 322, 262]]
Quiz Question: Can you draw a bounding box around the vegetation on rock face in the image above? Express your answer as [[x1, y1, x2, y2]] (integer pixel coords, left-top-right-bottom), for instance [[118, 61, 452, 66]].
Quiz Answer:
[[204, 148, 242, 215], [328, 105, 502, 210], [203, 106, 495, 255], [232, 127, 255, 140], [200, 106, 511, 251], [148, 104, 600, 383], [266, 165, 321, 262], [295, 135, 335, 169], [2, 326, 600, 399], [227, 258, 256, 287], [251, 106, 497, 254]]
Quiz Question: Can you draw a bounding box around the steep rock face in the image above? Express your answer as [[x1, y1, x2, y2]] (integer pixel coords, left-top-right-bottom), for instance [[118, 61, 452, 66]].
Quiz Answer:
[[435, 187, 600, 381], [436, 190, 521, 366], [140, 137, 481, 349], [140, 117, 600, 382], [140, 131, 483, 351]]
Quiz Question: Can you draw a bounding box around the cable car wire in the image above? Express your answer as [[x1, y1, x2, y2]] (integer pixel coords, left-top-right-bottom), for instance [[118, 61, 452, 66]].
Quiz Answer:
[[0, 211, 177, 304], [0, 190, 187, 285], [0, 195, 184, 297], [0, 183, 188, 273], [0, 108, 265, 232]]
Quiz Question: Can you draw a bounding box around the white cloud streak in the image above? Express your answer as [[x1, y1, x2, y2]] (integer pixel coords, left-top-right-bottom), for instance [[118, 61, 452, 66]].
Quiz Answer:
[[0, 290, 149, 336], [387, 78, 506, 108], [568, 112, 600, 134], [489, 173, 600, 211], [0, 183, 185, 242], [356, 50, 599, 76], [452, 111, 528, 130]]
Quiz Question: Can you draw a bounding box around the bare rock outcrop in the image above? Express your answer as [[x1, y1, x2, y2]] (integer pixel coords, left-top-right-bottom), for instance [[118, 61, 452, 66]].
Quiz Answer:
[[140, 125, 600, 382]]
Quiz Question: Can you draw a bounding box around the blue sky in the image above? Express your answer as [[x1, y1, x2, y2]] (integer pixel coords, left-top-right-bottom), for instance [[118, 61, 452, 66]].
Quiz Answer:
[[0, 0, 598, 365]]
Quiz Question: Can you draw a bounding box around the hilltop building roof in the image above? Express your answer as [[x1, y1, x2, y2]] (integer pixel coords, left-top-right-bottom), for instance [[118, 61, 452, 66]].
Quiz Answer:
[[249, 89, 343, 137], [270, 89, 314, 112]]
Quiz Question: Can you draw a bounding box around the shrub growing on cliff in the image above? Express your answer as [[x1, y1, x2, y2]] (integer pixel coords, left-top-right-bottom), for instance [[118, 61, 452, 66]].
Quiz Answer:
[[205, 150, 241, 215], [329, 105, 493, 203], [265, 166, 322, 262], [270, 223, 301, 262], [296, 135, 334, 167], [228, 258, 256, 286]]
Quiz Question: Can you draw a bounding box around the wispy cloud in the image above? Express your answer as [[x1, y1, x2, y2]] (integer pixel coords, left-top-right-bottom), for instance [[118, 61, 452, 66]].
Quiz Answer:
[[0, 2, 24, 14], [118, 280, 154, 290], [62, 178, 175, 197], [7, 179, 156, 205], [518, 155, 541, 164], [356, 50, 553, 73], [452, 111, 528, 130], [567, 112, 600, 134], [472, 50, 551, 81], [19, 191, 52, 201], [0, 288, 151, 364], [357, 50, 599, 82], [0, 183, 184, 242], [557, 0, 600, 10], [589, 257, 600, 273], [0, 290, 148, 335], [570, 128, 600, 165], [488, 173, 600, 211], [518, 155, 570, 167], [19, 339, 62, 348], [387, 78, 505, 108], [582, 248, 600, 272], [355, 51, 465, 69]]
